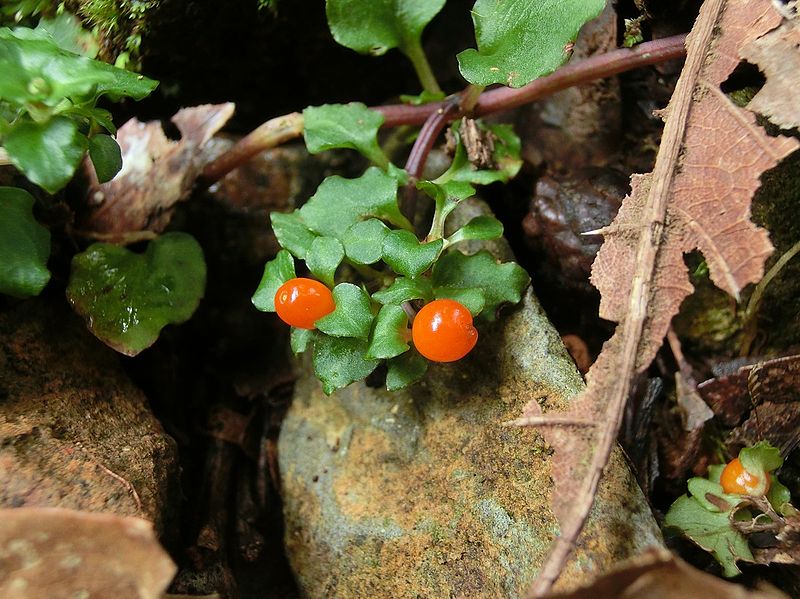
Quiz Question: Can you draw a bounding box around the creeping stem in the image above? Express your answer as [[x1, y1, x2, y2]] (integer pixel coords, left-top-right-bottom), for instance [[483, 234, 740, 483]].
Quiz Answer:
[[200, 34, 688, 187]]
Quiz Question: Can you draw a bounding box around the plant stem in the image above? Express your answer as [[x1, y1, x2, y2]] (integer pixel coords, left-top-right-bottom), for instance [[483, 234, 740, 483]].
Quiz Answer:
[[459, 84, 485, 114], [199, 112, 304, 187], [200, 35, 688, 187], [403, 39, 443, 96], [740, 238, 800, 355]]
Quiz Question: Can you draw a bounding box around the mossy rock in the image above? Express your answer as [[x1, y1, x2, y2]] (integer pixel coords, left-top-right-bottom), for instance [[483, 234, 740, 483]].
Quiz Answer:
[[279, 288, 663, 598]]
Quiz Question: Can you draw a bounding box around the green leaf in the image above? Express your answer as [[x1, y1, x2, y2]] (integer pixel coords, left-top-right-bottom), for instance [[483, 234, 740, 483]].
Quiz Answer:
[[739, 441, 783, 476], [291, 327, 314, 354], [433, 287, 485, 316], [88, 134, 122, 183], [417, 179, 475, 205], [457, 0, 605, 88], [32, 13, 99, 58], [382, 230, 443, 278], [664, 494, 753, 577], [432, 250, 529, 321], [366, 304, 409, 359], [0, 28, 157, 105], [252, 249, 296, 312], [271, 211, 317, 259], [767, 475, 794, 515], [372, 277, 433, 305], [399, 90, 446, 105], [306, 236, 344, 287], [300, 167, 411, 238], [66, 232, 206, 356], [686, 477, 739, 513], [4, 116, 86, 193], [708, 464, 726, 484], [313, 334, 379, 394], [386, 350, 428, 391], [0, 186, 50, 298], [342, 219, 390, 265], [446, 215, 503, 246], [315, 282, 374, 339], [325, 0, 445, 57], [303, 103, 388, 167]]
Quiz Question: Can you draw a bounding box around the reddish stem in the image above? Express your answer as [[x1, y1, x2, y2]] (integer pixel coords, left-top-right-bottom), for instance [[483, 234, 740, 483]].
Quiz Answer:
[[200, 35, 687, 186]]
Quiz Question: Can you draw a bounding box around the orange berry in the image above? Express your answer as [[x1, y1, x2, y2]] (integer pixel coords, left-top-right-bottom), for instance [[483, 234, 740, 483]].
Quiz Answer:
[[720, 457, 769, 495], [412, 299, 478, 362], [274, 278, 335, 329]]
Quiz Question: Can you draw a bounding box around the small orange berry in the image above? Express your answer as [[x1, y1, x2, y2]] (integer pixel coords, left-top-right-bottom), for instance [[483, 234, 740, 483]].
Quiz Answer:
[[274, 278, 335, 329], [412, 299, 478, 362], [720, 457, 769, 495]]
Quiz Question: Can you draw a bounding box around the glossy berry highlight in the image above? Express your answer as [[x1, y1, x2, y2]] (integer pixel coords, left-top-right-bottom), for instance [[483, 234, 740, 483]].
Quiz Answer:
[[274, 278, 335, 329], [412, 299, 478, 362], [720, 457, 769, 496]]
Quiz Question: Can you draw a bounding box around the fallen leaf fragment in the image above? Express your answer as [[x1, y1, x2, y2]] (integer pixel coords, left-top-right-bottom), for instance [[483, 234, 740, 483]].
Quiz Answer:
[[544, 548, 788, 599], [741, 14, 800, 129], [80, 103, 235, 242], [0, 507, 176, 599], [519, 0, 800, 595]]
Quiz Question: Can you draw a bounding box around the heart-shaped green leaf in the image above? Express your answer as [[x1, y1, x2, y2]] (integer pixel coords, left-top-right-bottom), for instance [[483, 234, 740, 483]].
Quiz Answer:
[[372, 276, 433, 305], [382, 230, 443, 278], [740, 441, 783, 476], [457, 0, 605, 88], [5, 116, 86, 193], [433, 287, 485, 316], [342, 219, 390, 265], [252, 249, 296, 312], [386, 350, 428, 391], [270, 211, 317, 259], [446, 216, 504, 246], [300, 167, 411, 238], [67, 232, 206, 356], [306, 236, 344, 287], [432, 250, 529, 321], [313, 334, 379, 395], [88, 133, 122, 183], [664, 495, 753, 577], [366, 304, 409, 359], [303, 103, 389, 167], [0, 186, 51, 298], [315, 282, 374, 339], [326, 0, 445, 57]]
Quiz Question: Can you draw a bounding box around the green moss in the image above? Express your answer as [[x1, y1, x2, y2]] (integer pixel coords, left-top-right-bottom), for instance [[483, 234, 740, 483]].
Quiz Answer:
[[65, 0, 159, 66]]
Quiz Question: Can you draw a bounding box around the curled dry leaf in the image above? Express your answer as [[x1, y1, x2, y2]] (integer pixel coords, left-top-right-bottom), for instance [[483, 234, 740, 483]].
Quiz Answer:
[[80, 103, 235, 242], [545, 548, 789, 599], [0, 507, 176, 599], [741, 14, 800, 129], [518, 1, 800, 595]]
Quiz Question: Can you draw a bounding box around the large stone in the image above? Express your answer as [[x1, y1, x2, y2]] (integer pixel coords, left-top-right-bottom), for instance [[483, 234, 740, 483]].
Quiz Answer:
[[0, 300, 180, 538], [279, 288, 663, 598]]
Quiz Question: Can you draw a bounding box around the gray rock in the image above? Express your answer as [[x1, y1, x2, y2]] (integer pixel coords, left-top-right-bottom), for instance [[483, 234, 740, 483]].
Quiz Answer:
[[279, 288, 662, 598]]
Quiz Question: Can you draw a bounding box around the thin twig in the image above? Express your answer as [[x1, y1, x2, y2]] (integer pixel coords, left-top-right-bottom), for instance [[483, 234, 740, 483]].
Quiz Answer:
[[199, 35, 688, 187], [504, 415, 598, 428]]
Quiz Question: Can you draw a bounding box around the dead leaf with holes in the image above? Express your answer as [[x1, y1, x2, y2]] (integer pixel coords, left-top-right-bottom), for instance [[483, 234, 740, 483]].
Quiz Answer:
[[741, 12, 800, 129], [515, 1, 800, 595], [79, 103, 235, 243], [0, 507, 176, 599]]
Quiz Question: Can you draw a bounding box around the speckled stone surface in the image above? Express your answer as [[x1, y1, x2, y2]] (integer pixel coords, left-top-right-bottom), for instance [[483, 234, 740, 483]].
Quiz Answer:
[[279, 287, 663, 598]]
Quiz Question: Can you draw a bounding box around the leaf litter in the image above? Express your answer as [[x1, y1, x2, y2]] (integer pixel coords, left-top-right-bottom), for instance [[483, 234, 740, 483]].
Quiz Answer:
[[510, 0, 800, 594]]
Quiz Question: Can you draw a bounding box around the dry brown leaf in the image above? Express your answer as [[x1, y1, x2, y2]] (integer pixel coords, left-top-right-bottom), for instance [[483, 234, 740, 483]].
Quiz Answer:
[[519, 1, 800, 595], [80, 103, 235, 242], [544, 548, 788, 599], [741, 14, 800, 129], [0, 507, 176, 599]]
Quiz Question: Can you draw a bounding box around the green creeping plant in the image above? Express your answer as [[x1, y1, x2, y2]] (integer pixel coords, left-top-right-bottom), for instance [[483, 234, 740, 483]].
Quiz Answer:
[[252, 0, 606, 393]]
